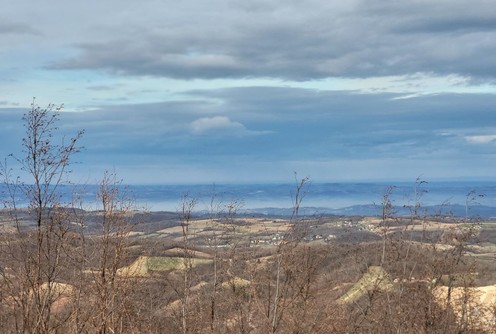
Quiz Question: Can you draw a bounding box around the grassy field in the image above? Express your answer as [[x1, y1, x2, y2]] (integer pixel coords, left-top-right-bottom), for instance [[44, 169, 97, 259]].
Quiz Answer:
[[117, 255, 213, 277], [338, 266, 393, 304]]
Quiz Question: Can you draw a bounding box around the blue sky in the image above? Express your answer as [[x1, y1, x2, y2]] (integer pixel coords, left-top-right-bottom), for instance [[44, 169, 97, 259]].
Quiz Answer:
[[1, 0, 496, 184]]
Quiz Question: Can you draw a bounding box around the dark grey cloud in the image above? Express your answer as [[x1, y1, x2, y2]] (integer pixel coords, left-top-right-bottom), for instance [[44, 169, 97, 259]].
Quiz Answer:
[[43, 0, 496, 80], [1, 87, 495, 182], [57, 88, 496, 161], [0, 21, 39, 35], [2, 1, 496, 184], [395, 17, 496, 34]]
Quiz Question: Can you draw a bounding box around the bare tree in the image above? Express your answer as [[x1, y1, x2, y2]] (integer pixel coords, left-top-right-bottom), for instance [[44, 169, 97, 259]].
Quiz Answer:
[[0, 99, 83, 333], [179, 194, 197, 334], [465, 189, 485, 222], [380, 185, 395, 267], [268, 174, 310, 333], [85, 171, 139, 333]]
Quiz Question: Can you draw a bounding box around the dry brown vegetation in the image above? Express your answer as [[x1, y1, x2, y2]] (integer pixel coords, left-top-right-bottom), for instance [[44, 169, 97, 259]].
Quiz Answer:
[[2, 201, 496, 333], [1, 101, 496, 333], [2, 205, 496, 333]]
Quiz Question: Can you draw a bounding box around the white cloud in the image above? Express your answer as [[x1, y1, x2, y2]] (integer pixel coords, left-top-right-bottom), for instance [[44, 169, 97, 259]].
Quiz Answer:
[[465, 135, 496, 144], [190, 116, 245, 135]]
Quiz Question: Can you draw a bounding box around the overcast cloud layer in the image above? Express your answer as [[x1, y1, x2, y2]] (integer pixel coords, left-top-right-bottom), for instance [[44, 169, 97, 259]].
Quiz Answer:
[[1, 1, 496, 184]]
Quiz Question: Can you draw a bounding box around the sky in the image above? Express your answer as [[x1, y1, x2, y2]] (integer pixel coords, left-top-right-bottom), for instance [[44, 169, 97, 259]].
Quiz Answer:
[[1, 0, 496, 184]]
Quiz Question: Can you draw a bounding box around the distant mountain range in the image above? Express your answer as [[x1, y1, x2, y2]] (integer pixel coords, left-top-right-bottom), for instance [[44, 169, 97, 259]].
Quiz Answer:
[[2, 182, 496, 219], [238, 204, 496, 219]]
